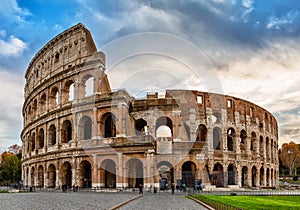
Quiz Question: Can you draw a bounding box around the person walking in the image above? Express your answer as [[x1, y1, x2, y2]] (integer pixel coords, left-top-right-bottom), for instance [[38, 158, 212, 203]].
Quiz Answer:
[[139, 184, 143, 194], [171, 183, 175, 194]]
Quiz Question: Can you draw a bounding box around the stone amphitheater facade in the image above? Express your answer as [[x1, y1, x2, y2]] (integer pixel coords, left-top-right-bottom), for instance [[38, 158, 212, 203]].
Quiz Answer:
[[21, 23, 279, 190]]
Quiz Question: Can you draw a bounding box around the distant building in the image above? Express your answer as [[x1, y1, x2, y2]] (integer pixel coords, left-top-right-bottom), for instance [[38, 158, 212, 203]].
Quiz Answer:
[[21, 23, 279, 190]]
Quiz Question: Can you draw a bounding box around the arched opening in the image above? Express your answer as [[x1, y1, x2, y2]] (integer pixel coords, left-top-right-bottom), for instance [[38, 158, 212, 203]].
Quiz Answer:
[[79, 160, 92, 188], [101, 112, 116, 138], [50, 87, 59, 108], [61, 120, 72, 143], [241, 166, 248, 187], [61, 162, 72, 189], [266, 137, 270, 160], [182, 161, 197, 188], [48, 164, 56, 188], [48, 124, 56, 146], [40, 93, 46, 113], [30, 167, 35, 186], [240, 130, 247, 150], [135, 119, 147, 135], [100, 159, 116, 188], [157, 161, 174, 190], [63, 80, 75, 103], [211, 163, 224, 187], [259, 136, 264, 155], [32, 99, 37, 117], [251, 132, 256, 151], [156, 116, 173, 137], [227, 128, 235, 151], [127, 158, 143, 188], [213, 127, 221, 150], [38, 129, 44, 149], [196, 124, 207, 141], [28, 105, 32, 120], [266, 168, 270, 187], [31, 132, 35, 152], [79, 116, 92, 140], [38, 165, 44, 188], [26, 168, 29, 186], [260, 167, 264, 186], [156, 125, 172, 137], [227, 164, 236, 185], [84, 76, 94, 97], [252, 166, 257, 187]]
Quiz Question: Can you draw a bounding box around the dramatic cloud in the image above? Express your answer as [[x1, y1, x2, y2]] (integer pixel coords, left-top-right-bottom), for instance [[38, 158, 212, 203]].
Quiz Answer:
[[0, 69, 24, 151], [0, 35, 26, 56]]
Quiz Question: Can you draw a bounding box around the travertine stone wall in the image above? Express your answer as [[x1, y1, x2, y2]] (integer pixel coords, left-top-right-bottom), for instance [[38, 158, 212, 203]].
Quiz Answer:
[[21, 24, 279, 190]]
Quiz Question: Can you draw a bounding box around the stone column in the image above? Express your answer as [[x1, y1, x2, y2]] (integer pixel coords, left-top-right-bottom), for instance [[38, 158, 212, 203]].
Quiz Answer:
[[116, 153, 124, 188], [92, 155, 98, 187]]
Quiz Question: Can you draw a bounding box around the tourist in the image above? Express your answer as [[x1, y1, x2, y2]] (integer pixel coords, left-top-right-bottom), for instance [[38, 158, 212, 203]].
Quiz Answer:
[[171, 183, 175, 194], [138, 184, 143, 194]]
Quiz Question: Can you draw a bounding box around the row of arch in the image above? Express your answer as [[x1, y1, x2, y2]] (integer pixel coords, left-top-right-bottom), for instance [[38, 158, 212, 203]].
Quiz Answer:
[[25, 75, 95, 123], [24, 114, 277, 164], [24, 158, 277, 189]]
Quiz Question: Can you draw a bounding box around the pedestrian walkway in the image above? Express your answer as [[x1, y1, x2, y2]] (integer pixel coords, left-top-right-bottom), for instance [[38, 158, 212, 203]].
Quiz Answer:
[[0, 191, 209, 210], [118, 192, 209, 210]]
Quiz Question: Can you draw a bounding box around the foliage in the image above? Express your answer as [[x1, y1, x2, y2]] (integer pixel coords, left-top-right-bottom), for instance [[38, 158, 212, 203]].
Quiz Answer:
[[279, 141, 300, 175], [293, 176, 299, 181], [0, 150, 22, 184], [191, 195, 300, 210]]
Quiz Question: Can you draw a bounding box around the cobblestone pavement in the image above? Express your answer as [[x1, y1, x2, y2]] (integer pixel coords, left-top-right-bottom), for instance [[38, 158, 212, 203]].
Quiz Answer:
[[119, 192, 208, 210], [0, 191, 208, 210], [0, 191, 138, 210]]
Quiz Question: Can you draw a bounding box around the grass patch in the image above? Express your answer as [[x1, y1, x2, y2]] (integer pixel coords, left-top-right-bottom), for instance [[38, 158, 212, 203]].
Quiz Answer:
[[0, 190, 8, 193], [190, 195, 300, 210]]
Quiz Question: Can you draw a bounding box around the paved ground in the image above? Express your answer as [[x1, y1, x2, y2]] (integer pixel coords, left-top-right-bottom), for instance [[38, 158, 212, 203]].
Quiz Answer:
[[0, 191, 207, 210], [119, 192, 207, 210]]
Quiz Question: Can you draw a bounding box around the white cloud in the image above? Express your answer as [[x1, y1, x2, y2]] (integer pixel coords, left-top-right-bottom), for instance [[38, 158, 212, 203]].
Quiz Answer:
[[0, 0, 31, 24], [267, 10, 299, 29], [241, 0, 254, 21], [0, 69, 24, 151], [217, 38, 300, 145], [0, 35, 26, 56]]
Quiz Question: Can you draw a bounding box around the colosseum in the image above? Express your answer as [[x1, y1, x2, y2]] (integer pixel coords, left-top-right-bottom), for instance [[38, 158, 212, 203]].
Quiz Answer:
[[21, 23, 279, 191]]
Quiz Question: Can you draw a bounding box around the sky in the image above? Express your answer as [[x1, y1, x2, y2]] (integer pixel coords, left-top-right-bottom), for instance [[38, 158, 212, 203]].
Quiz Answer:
[[0, 0, 300, 151]]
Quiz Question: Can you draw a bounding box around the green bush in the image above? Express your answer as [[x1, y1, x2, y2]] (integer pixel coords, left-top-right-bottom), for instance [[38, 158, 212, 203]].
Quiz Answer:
[[293, 176, 299, 181]]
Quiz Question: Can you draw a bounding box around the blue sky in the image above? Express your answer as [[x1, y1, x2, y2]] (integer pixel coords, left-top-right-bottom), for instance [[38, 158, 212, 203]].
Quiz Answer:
[[0, 0, 300, 151]]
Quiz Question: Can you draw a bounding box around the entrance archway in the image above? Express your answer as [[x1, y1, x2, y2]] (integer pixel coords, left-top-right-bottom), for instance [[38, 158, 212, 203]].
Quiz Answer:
[[127, 158, 143, 188], [182, 161, 197, 188], [48, 164, 56, 188], [61, 162, 72, 188], [157, 161, 174, 190], [38, 165, 44, 188], [227, 164, 236, 185], [252, 166, 257, 187], [79, 160, 92, 188], [100, 159, 116, 188], [241, 166, 248, 187], [30, 167, 35, 186], [211, 163, 224, 187], [260, 167, 264, 187]]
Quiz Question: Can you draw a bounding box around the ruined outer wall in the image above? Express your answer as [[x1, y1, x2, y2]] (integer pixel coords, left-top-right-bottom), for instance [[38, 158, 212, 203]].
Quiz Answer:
[[21, 24, 279, 190]]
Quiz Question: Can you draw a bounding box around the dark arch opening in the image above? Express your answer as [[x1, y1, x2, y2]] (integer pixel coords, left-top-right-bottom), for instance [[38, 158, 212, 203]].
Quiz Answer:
[[127, 158, 143, 188], [182, 161, 197, 188], [196, 124, 207, 141], [135, 119, 147, 135]]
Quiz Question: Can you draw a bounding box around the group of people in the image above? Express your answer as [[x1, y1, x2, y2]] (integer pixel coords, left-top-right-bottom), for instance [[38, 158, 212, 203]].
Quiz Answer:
[[139, 183, 185, 194], [61, 183, 79, 192]]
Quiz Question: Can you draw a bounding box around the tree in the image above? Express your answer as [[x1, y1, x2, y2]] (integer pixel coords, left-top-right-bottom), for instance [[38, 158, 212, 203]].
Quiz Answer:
[[0, 151, 21, 183], [280, 141, 300, 176]]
